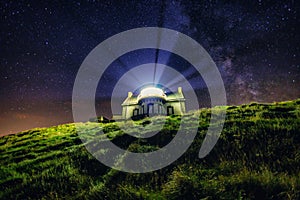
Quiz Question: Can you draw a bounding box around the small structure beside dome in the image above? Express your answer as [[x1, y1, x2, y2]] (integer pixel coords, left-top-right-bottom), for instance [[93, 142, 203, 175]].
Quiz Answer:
[[121, 86, 186, 119]]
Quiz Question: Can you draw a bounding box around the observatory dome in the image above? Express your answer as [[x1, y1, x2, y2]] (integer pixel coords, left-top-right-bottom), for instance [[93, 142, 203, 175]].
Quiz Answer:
[[137, 87, 166, 101]]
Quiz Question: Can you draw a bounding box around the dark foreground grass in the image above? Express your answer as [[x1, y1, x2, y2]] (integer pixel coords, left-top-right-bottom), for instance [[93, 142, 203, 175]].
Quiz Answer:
[[0, 99, 300, 199]]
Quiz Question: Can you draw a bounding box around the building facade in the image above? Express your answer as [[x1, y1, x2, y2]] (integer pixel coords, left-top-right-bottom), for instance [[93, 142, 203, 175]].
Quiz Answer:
[[121, 86, 186, 119]]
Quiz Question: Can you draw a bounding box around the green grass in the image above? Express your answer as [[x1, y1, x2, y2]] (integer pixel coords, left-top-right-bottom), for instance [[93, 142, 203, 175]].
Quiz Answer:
[[1, 99, 300, 199]]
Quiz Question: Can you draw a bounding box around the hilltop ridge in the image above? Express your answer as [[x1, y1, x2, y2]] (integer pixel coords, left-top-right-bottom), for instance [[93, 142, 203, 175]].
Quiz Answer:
[[1, 99, 300, 199]]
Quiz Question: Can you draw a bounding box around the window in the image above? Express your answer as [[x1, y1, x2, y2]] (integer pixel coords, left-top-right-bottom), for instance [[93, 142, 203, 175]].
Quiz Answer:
[[148, 103, 154, 114], [133, 108, 139, 116], [167, 106, 174, 115]]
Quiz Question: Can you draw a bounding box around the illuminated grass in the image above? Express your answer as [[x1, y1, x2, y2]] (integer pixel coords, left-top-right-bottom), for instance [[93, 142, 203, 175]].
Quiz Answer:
[[0, 99, 299, 199]]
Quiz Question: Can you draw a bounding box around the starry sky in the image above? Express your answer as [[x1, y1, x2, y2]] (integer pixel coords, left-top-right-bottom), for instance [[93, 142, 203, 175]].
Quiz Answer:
[[0, 0, 299, 135]]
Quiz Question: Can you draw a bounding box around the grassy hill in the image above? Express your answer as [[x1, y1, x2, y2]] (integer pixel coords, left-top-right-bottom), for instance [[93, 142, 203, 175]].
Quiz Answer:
[[1, 99, 300, 199]]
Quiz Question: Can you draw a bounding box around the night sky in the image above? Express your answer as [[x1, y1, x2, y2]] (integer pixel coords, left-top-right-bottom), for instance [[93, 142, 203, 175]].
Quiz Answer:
[[0, 0, 299, 135]]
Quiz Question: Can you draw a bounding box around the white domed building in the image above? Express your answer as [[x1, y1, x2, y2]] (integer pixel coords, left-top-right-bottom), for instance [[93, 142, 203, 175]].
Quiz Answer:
[[121, 86, 186, 119]]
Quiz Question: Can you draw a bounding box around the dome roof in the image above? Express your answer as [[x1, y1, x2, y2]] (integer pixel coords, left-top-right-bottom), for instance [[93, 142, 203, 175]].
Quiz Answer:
[[137, 87, 166, 101]]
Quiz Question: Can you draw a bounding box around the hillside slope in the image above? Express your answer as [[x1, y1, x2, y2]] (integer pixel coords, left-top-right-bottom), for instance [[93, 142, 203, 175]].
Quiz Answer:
[[1, 99, 300, 199]]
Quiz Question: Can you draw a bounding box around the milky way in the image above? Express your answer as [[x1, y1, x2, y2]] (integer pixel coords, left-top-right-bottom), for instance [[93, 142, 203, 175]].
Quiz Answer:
[[0, 0, 299, 135]]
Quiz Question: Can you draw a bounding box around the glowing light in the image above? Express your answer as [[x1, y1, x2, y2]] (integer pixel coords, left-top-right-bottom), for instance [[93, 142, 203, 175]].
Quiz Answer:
[[138, 87, 166, 100]]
